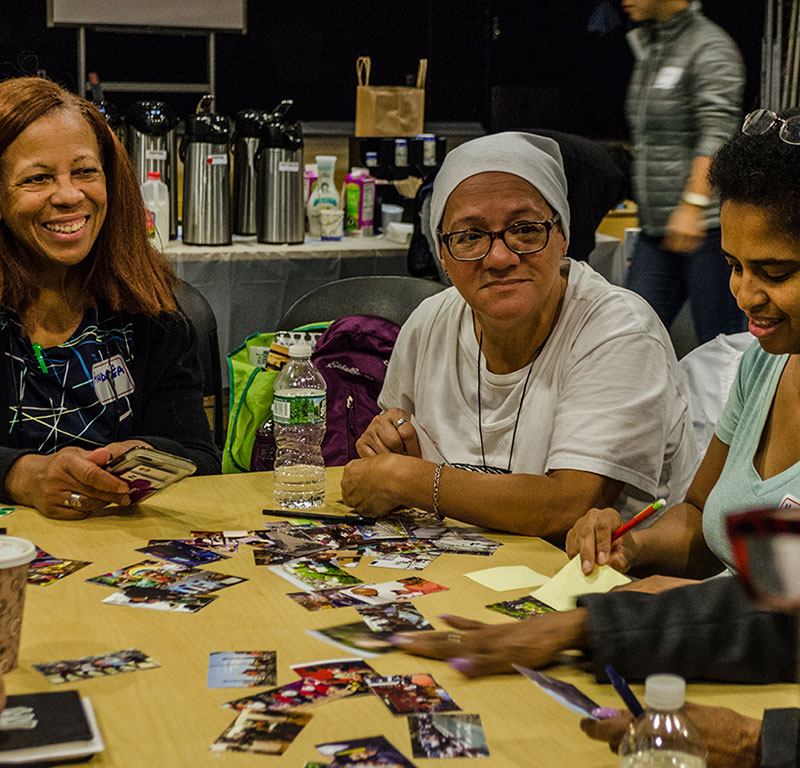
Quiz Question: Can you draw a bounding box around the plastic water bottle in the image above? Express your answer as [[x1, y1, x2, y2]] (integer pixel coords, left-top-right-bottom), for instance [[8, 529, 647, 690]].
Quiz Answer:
[[272, 344, 326, 508], [619, 674, 707, 768], [141, 170, 169, 250], [250, 419, 277, 472]]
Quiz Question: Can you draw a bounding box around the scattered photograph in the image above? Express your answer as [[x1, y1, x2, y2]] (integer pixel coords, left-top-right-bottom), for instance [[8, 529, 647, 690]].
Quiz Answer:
[[189, 530, 250, 554], [33, 648, 159, 684], [269, 555, 364, 592], [27, 547, 90, 586], [289, 658, 377, 696], [316, 735, 416, 768], [359, 539, 438, 557], [167, 570, 247, 596], [102, 586, 216, 613], [366, 674, 461, 716], [485, 596, 556, 619], [356, 603, 433, 634], [407, 713, 489, 759], [210, 708, 311, 756], [248, 529, 327, 558], [307, 622, 395, 658], [339, 577, 448, 606], [433, 531, 501, 556], [354, 520, 408, 540], [513, 665, 600, 718], [135, 538, 224, 566], [286, 588, 366, 612], [86, 559, 195, 590], [224, 675, 355, 713], [207, 651, 277, 688], [369, 552, 438, 571], [253, 549, 294, 566]]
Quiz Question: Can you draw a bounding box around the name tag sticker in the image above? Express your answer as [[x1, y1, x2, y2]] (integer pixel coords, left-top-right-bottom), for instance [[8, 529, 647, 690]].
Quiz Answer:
[[780, 494, 800, 509], [653, 66, 683, 89], [206, 154, 228, 165], [278, 161, 299, 173], [92, 355, 134, 404]]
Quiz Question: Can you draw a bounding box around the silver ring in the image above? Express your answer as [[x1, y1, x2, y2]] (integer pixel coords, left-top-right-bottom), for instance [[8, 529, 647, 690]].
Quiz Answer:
[[447, 631, 464, 643], [395, 418, 410, 429], [67, 492, 83, 509]]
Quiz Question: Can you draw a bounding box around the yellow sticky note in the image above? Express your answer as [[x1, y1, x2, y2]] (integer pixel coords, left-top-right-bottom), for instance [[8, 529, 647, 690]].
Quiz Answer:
[[530, 555, 630, 612], [465, 565, 549, 592]]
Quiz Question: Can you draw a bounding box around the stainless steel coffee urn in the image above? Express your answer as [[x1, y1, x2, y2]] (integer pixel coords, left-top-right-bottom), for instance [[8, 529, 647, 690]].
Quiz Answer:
[[181, 102, 232, 246], [233, 110, 271, 236], [256, 100, 304, 245], [125, 101, 179, 239]]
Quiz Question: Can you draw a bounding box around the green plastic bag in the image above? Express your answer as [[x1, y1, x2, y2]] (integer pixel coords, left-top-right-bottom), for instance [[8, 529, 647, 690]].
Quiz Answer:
[[223, 332, 277, 474], [223, 324, 333, 474]]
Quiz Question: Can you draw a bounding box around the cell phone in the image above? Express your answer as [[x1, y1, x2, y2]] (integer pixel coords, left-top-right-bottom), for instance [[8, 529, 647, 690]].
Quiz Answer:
[[105, 447, 197, 503]]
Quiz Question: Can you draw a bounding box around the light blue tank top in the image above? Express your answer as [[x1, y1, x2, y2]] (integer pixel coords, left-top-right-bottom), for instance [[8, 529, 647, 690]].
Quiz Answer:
[[703, 344, 800, 571]]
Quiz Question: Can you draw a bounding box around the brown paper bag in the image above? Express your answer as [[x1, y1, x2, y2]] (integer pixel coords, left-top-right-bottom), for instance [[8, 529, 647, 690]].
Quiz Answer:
[[355, 56, 428, 137]]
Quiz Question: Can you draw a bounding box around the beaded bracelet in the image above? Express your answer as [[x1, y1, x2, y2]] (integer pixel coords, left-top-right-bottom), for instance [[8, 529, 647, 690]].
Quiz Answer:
[[433, 461, 444, 516]]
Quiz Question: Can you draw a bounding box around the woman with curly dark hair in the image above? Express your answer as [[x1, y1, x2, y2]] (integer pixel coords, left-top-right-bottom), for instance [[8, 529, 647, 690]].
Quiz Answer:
[[0, 77, 219, 519]]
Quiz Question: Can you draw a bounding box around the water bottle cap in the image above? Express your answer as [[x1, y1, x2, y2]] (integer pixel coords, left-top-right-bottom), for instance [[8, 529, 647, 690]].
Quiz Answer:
[[643, 674, 685, 710], [147, 171, 161, 180], [288, 343, 312, 358]]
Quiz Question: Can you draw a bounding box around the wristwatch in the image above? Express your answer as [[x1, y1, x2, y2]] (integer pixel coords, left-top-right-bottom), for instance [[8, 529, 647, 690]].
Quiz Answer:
[[681, 192, 711, 208]]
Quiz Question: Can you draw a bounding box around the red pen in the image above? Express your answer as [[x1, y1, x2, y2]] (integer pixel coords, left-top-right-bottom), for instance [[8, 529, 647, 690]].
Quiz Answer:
[[611, 498, 666, 542]]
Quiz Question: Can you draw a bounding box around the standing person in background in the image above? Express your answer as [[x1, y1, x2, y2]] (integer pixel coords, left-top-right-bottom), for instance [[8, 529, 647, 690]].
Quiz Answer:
[[623, 0, 746, 342]]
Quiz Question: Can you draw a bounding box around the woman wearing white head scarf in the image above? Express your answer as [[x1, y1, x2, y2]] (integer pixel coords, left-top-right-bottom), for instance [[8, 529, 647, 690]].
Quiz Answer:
[[341, 132, 698, 538]]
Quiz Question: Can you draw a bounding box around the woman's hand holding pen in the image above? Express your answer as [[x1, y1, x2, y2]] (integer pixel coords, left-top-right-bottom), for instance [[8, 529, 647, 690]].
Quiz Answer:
[[566, 506, 639, 576]]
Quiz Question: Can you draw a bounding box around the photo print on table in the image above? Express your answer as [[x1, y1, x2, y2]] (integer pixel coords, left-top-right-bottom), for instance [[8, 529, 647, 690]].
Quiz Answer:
[[268, 555, 364, 592], [338, 576, 449, 606], [27, 547, 90, 586], [366, 674, 461, 716], [135, 539, 225, 566], [407, 712, 490, 759], [316, 734, 416, 768], [34, 648, 159, 684], [207, 651, 277, 688], [356, 603, 433, 634], [210, 709, 311, 756], [485, 595, 556, 620], [101, 586, 216, 613], [306, 621, 396, 658]]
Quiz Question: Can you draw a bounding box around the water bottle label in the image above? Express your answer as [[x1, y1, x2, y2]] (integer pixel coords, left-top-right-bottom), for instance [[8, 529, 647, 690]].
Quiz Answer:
[[146, 149, 167, 161], [272, 393, 326, 425], [279, 161, 300, 172]]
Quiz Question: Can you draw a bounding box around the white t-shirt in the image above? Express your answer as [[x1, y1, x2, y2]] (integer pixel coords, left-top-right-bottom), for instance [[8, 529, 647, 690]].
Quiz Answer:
[[379, 259, 699, 522]]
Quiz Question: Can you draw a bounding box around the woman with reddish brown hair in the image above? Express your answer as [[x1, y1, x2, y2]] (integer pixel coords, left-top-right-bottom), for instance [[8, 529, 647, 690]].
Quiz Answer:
[[0, 77, 219, 519]]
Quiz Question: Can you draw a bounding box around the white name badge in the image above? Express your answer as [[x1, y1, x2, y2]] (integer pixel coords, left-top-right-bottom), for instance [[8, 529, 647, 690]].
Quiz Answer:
[[653, 66, 683, 89], [92, 355, 135, 405], [145, 149, 168, 161], [206, 154, 228, 165], [279, 161, 300, 173], [779, 494, 800, 509]]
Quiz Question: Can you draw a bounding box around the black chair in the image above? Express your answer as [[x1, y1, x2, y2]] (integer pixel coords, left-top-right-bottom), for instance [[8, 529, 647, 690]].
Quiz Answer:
[[276, 275, 447, 330], [174, 280, 224, 448]]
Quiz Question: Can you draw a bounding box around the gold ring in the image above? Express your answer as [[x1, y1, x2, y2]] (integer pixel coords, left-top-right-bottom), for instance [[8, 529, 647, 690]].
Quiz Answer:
[[446, 631, 464, 643]]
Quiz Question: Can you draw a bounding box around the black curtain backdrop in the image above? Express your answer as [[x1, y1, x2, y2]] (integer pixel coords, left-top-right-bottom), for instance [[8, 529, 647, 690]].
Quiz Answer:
[[0, 0, 763, 139]]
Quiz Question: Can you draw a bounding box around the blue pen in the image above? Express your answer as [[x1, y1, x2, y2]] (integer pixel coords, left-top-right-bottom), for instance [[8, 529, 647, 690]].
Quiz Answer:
[[605, 664, 644, 718]]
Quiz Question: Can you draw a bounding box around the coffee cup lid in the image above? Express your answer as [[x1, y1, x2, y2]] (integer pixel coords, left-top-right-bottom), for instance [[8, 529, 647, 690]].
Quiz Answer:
[[0, 537, 36, 568]]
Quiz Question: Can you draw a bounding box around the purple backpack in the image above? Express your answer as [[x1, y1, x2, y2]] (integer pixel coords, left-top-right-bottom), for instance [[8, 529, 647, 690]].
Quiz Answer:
[[311, 314, 401, 466]]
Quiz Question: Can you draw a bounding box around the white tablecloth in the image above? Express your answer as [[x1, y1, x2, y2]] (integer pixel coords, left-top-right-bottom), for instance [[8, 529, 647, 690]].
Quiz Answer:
[[164, 235, 409, 361]]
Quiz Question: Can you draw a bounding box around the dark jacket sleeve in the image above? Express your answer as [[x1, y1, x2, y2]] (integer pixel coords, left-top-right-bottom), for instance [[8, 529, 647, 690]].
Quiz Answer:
[[129, 313, 220, 476], [760, 708, 800, 768], [577, 578, 797, 683]]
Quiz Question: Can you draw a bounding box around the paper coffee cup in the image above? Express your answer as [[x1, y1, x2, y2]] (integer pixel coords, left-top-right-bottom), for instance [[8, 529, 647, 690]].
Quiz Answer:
[[0, 537, 35, 672]]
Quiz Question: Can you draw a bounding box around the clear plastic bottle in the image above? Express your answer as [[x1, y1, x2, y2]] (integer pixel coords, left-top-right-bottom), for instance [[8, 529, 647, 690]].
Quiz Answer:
[[140, 170, 169, 251], [619, 674, 707, 768], [272, 344, 326, 508]]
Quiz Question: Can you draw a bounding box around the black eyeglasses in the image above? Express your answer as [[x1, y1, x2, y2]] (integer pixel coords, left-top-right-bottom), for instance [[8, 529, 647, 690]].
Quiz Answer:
[[437, 213, 561, 262], [742, 109, 800, 145]]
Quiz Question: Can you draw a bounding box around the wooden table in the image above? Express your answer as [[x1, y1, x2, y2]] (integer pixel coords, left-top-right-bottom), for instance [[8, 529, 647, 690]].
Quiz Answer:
[[8, 469, 798, 767]]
